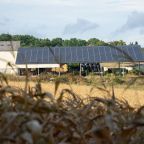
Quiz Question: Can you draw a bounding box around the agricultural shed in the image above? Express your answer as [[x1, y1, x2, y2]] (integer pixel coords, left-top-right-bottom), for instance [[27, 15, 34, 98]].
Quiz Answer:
[[16, 45, 144, 65], [15, 45, 144, 75]]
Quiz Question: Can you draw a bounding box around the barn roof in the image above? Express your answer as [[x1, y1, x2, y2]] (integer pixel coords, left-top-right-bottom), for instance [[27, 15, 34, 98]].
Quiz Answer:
[[16, 45, 144, 64]]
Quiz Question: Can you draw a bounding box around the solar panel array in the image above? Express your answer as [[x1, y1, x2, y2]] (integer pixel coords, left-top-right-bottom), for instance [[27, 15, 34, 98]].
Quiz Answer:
[[16, 45, 144, 64]]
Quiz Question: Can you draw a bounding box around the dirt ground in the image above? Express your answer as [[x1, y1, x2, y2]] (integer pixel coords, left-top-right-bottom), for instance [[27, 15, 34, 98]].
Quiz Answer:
[[8, 81, 144, 108]]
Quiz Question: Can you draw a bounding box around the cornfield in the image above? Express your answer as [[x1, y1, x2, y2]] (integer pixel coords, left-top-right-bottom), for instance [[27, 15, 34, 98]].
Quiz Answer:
[[0, 73, 144, 144]]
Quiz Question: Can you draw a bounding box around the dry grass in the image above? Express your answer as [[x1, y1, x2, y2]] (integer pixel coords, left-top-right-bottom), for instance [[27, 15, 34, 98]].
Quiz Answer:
[[9, 81, 144, 107], [0, 75, 144, 144]]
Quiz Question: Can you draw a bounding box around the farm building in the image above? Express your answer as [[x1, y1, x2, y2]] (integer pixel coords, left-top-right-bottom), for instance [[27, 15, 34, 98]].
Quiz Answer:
[[16, 45, 144, 75], [0, 42, 144, 75], [0, 41, 20, 74]]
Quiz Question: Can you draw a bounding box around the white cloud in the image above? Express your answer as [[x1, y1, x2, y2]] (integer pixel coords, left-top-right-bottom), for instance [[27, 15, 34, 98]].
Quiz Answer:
[[0, 0, 74, 6], [0, 17, 11, 29], [63, 19, 99, 35], [115, 11, 144, 34], [106, 0, 144, 12], [1, 0, 144, 46]]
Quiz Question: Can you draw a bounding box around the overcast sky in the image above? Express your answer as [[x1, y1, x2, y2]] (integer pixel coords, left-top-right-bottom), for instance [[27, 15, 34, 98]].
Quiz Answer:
[[1, 0, 144, 46]]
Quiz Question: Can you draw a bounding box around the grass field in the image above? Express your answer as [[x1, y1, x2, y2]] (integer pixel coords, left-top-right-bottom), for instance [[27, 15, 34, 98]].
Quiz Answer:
[[9, 80, 144, 107], [1, 76, 144, 144]]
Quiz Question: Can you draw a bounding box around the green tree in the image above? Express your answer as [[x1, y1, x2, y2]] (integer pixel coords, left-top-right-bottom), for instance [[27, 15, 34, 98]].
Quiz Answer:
[[51, 38, 63, 47], [77, 39, 87, 46], [63, 38, 87, 46], [67, 38, 78, 46], [35, 38, 51, 47], [109, 40, 126, 46], [12, 35, 38, 47], [87, 38, 105, 46], [0, 33, 127, 47], [62, 39, 70, 46], [0, 34, 12, 41]]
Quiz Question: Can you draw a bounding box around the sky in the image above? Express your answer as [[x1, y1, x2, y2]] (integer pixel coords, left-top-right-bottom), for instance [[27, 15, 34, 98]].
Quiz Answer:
[[1, 0, 144, 46]]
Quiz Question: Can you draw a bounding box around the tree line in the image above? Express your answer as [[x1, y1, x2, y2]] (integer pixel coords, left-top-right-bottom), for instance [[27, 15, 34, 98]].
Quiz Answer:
[[0, 33, 126, 47]]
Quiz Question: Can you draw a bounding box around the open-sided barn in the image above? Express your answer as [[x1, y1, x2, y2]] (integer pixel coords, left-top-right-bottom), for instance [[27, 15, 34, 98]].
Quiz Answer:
[[16, 45, 144, 75]]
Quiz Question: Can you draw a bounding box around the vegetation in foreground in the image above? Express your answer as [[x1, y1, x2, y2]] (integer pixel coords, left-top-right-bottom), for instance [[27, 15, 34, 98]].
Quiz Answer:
[[0, 73, 144, 144]]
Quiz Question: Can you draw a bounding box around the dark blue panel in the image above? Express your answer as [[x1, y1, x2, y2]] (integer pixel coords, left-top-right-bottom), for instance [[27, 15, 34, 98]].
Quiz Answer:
[[123, 46, 133, 61], [114, 47, 125, 62], [65, 47, 72, 63], [82, 47, 89, 62], [24, 49, 31, 64], [60, 48, 66, 63], [99, 46, 107, 62], [117, 47, 125, 62], [16, 45, 144, 65], [36, 48, 43, 64], [132, 45, 142, 61], [123, 47, 135, 61], [30, 48, 37, 63], [135, 46, 144, 61], [49, 48, 55, 64], [16, 51, 25, 64], [103, 46, 109, 61], [77, 47, 83, 62], [71, 47, 78, 63], [110, 46, 119, 61], [88, 47, 95, 63], [93, 47, 100, 62], [109, 47, 115, 62], [130, 46, 137, 60], [42, 48, 49, 64], [52, 47, 60, 63], [133, 46, 140, 61], [104, 46, 113, 62]]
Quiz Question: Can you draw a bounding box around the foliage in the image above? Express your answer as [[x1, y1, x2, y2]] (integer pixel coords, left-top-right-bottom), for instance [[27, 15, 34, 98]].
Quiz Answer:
[[0, 34, 12, 41], [63, 38, 87, 46], [87, 38, 106, 46], [132, 64, 144, 75], [0, 33, 127, 47], [113, 76, 125, 84], [0, 73, 144, 144], [51, 38, 63, 47], [109, 40, 126, 46]]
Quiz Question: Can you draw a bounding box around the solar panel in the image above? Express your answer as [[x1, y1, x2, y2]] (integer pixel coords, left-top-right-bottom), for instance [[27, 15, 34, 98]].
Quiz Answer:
[[52, 47, 60, 64], [16, 45, 144, 65], [94, 46, 101, 62], [117, 46, 126, 61], [133, 46, 144, 61], [65, 47, 72, 63], [42, 48, 48, 64], [87, 47, 95, 63], [76, 47, 83, 63], [59, 48, 66, 63], [71, 47, 77, 63]]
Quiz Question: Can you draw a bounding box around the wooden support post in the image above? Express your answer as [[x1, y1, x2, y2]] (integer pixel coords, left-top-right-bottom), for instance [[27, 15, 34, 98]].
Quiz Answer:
[[38, 68, 39, 76], [118, 62, 120, 69], [122, 63, 125, 77], [138, 61, 140, 76], [59, 64, 61, 77], [79, 63, 82, 76], [118, 62, 121, 76]]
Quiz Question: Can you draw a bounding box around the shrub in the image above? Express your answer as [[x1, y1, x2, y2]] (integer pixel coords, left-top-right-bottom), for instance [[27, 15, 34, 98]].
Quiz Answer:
[[113, 76, 125, 84]]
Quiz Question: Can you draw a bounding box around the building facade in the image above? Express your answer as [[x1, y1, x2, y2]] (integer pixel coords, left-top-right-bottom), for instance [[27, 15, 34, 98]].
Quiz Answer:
[[0, 41, 20, 74]]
